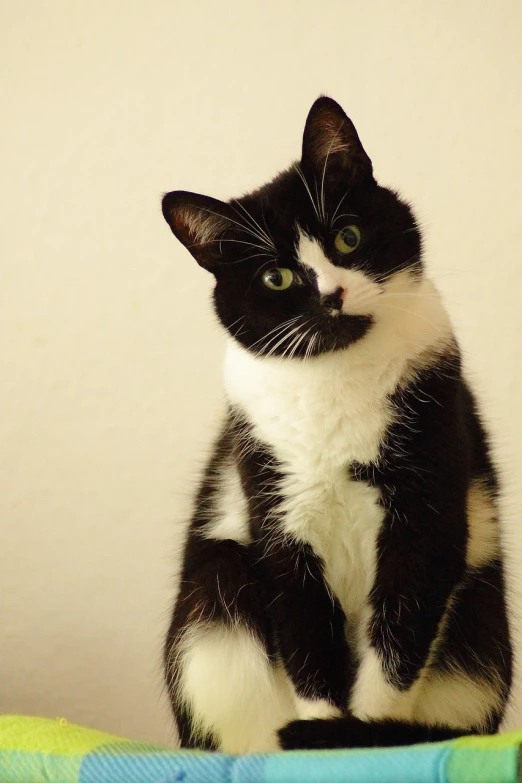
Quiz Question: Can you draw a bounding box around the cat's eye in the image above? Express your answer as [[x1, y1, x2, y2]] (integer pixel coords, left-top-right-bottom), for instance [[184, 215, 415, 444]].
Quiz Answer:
[[335, 225, 361, 254], [261, 268, 298, 291]]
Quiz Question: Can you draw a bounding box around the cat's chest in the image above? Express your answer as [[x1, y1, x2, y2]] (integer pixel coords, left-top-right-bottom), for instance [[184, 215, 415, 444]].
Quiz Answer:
[[277, 465, 385, 617], [224, 345, 396, 616], [224, 342, 399, 469]]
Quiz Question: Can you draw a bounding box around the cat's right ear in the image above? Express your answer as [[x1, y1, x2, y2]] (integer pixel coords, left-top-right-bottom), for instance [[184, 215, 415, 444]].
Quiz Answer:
[[162, 190, 234, 271], [301, 97, 373, 182]]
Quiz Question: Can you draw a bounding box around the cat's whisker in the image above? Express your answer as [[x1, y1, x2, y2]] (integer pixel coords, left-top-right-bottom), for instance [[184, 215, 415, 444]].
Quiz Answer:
[[238, 252, 278, 264], [265, 322, 309, 360], [294, 164, 321, 222], [377, 302, 445, 334], [303, 330, 319, 361], [249, 315, 304, 350], [329, 186, 352, 227], [209, 238, 273, 252], [289, 329, 312, 360], [281, 330, 303, 360], [381, 292, 440, 298], [283, 325, 313, 360], [313, 178, 324, 226], [232, 201, 276, 251], [230, 316, 248, 340], [331, 211, 360, 228], [253, 320, 306, 357], [265, 319, 312, 359], [197, 206, 275, 252], [226, 315, 247, 331], [319, 126, 344, 226], [375, 256, 421, 281]]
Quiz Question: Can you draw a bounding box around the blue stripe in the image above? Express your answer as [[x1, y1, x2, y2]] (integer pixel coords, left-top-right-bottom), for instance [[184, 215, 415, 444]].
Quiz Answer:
[[260, 746, 450, 783], [80, 751, 234, 783]]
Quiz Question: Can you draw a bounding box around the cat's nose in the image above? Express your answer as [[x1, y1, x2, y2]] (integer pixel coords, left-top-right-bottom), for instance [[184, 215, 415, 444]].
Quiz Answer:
[[321, 287, 345, 312]]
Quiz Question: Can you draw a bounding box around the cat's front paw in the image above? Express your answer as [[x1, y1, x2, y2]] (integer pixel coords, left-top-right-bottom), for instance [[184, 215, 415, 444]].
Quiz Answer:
[[278, 716, 369, 750], [278, 719, 331, 750]]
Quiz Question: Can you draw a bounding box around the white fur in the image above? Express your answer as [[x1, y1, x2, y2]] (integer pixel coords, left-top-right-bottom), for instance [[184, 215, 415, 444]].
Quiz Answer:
[[415, 670, 503, 729], [350, 646, 417, 721], [294, 696, 342, 720], [202, 459, 251, 543], [278, 476, 384, 619], [466, 479, 500, 569], [299, 231, 381, 315], [175, 624, 295, 753]]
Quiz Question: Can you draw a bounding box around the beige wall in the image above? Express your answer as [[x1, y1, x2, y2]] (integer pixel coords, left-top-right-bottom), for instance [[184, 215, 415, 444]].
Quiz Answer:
[[1, 1, 522, 744]]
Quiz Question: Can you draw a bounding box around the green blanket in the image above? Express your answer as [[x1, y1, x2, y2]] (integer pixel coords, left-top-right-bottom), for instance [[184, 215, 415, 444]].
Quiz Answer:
[[0, 715, 520, 782]]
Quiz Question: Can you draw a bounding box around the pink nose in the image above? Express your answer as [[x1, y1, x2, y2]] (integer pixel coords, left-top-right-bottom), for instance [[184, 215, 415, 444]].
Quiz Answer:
[[321, 287, 345, 310]]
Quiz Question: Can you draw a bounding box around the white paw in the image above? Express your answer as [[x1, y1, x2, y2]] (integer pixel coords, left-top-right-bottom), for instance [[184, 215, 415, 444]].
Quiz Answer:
[[294, 696, 342, 721]]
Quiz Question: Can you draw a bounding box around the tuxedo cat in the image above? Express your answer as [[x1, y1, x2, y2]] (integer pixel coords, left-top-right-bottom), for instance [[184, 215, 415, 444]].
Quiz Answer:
[[161, 97, 512, 753]]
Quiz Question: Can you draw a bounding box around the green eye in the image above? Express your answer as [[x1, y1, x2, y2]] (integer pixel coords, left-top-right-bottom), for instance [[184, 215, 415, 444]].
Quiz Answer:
[[335, 225, 361, 254], [262, 267, 296, 291]]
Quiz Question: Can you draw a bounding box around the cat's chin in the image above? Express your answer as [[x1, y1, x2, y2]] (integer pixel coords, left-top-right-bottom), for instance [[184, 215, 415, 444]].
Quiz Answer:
[[314, 314, 374, 357], [234, 314, 374, 360]]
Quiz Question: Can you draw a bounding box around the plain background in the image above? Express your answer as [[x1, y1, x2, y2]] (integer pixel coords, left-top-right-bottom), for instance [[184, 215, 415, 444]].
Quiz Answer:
[[2, 0, 522, 746]]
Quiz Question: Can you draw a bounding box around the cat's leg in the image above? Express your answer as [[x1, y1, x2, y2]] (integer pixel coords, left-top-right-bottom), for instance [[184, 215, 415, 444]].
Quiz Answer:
[[164, 536, 295, 753], [237, 435, 356, 722], [279, 399, 473, 749], [279, 715, 469, 749], [278, 546, 511, 751], [414, 559, 511, 733], [255, 535, 355, 721], [279, 561, 513, 749]]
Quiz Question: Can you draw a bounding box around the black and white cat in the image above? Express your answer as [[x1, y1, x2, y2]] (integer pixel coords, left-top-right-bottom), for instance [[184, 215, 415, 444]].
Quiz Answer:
[[161, 97, 512, 753]]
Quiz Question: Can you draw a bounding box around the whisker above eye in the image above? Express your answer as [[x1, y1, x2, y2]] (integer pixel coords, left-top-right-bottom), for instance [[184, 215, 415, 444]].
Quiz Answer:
[[294, 164, 321, 223], [319, 123, 344, 228], [197, 206, 275, 251], [232, 202, 276, 251], [187, 238, 271, 255], [234, 252, 277, 264], [329, 186, 352, 227], [331, 212, 360, 228]]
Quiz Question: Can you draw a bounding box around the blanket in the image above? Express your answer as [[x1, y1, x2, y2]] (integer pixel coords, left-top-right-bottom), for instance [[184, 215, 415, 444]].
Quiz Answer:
[[0, 715, 520, 782]]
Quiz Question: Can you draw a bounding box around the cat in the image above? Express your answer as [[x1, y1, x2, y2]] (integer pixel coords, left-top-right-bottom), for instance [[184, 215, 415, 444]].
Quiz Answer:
[[161, 96, 512, 753]]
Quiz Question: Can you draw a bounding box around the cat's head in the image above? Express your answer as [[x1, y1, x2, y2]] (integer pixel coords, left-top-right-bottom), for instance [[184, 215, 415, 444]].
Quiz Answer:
[[162, 97, 423, 359]]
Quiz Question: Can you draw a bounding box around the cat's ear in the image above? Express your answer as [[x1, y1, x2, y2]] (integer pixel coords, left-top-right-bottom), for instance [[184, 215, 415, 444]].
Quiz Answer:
[[301, 96, 373, 181], [162, 190, 234, 271]]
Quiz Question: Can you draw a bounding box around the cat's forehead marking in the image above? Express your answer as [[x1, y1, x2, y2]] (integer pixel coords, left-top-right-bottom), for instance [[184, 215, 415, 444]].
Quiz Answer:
[[297, 229, 347, 296]]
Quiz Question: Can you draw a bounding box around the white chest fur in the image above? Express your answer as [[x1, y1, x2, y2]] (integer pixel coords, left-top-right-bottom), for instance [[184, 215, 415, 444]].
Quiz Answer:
[[223, 344, 404, 615]]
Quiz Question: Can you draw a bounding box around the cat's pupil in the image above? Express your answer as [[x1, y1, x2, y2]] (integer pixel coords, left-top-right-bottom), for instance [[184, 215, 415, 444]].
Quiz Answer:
[[341, 228, 358, 248], [267, 269, 283, 287]]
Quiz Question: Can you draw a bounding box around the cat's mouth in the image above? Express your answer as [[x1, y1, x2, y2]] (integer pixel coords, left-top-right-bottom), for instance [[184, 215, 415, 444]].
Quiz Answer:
[[317, 312, 374, 354]]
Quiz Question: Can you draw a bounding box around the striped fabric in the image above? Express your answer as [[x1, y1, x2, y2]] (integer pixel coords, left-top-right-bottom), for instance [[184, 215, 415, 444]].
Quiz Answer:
[[0, 716, 520, 783]]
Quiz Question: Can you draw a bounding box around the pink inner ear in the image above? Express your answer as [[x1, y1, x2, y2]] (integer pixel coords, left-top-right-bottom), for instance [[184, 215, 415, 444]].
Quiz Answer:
[[302, 98, 372, 178], [312, 120, 352, 163], [176, 206, 228, 248]]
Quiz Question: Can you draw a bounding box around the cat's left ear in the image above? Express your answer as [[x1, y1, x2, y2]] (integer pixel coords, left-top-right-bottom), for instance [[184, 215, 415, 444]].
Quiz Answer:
[[301, 96, 373, 181], [162, 190, 235, 272]]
